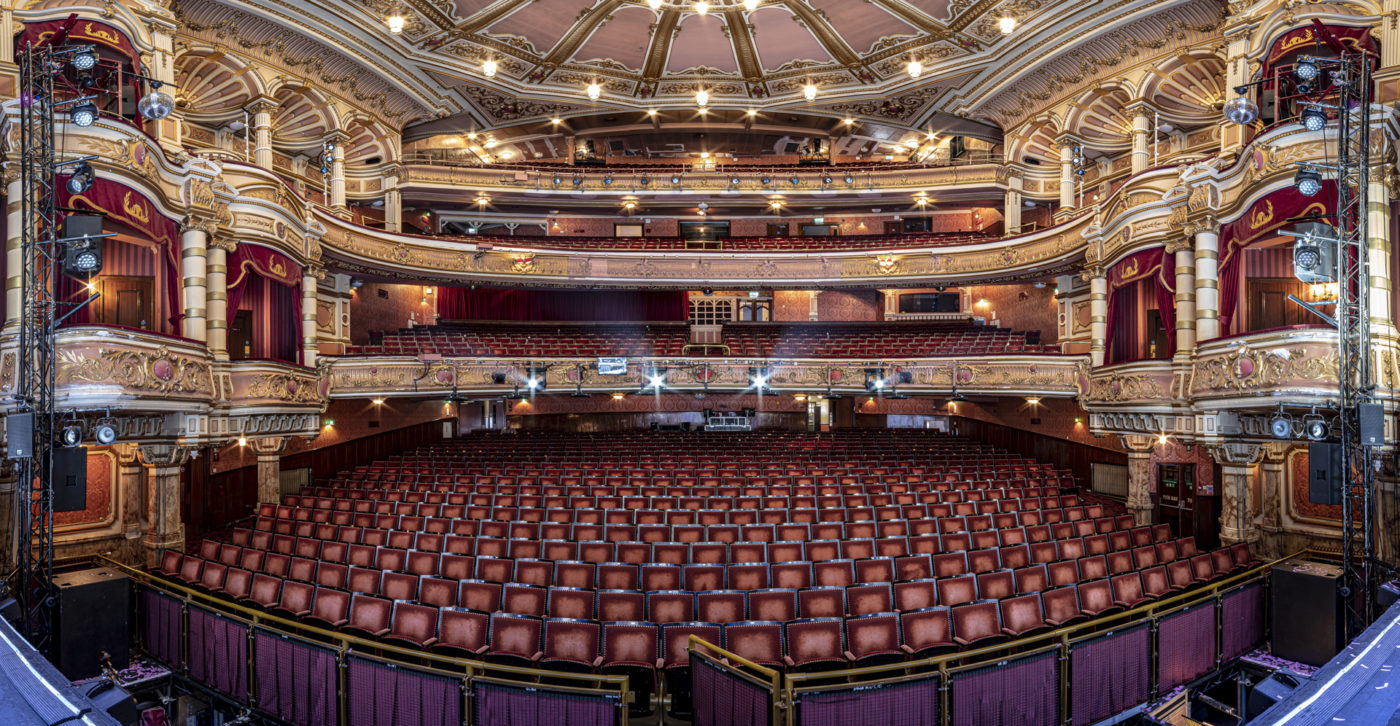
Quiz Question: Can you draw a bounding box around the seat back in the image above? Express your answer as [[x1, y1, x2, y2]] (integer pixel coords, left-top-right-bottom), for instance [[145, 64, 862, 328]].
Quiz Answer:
[[438, 608, 489, 653], [998, 593, 1045, 635], [390, 602, 440, 643], [783, 618, 844, 667], [601, 621, 659, 669], [723, 621, 784, 666], [844, 612, 900, 661], [899, 607, 952, 652], [542, 618, 600, 664], [488, 612, 543, 659], [661, 622, 722, 669], [747, 589, 797, 622], [349, 594, 393, 633]]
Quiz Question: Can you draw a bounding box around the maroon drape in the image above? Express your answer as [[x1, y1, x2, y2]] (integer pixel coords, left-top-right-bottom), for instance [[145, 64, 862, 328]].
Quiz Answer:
[[1155, 247, 1176, 354], [60, 175, 181, 327], [227, 244, 302, 362], [19, 18, 145, 132], [254, 630, 339, 726], [1105, 248, 1163, 364], [437, 288, 689, 322]]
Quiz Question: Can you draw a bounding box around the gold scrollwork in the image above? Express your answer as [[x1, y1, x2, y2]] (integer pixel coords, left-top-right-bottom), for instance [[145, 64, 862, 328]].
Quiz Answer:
[[246, 372, 323, 403], [1191, 346, 1340, 394], [58, 346, 213, 395]]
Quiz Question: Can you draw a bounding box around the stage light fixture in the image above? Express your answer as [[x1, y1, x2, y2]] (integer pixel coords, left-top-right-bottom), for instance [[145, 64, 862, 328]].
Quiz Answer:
[[553, 175, 562, 185], [62, 215, 103, 273], [1271, 414, 1293, 439], [863, 368, 888, 393], [999, 16, 1016, 33], [1306, 416, 1329, 441], [730, 176, 741, 185], [803, 83, 817, 101], [761, 176, 771, 185], [1223, 96, 1259, 125], [843, 174, 854, 184], [65, 161, 94, 194], [71, 46, 97, 70], [671, 175, 681, 185], [586, 82, 602, 100], [70, 100, 97, 127], [93, 421, 118, 446], [59, 425, 83, 447], [789, 176, 799, 185], [823, 176, 833, 185], [136, 82, 177, 121], [1294, 58, 1319, 82], [1294, 167, 1322, 196], [1300, 105, 1327, 131]]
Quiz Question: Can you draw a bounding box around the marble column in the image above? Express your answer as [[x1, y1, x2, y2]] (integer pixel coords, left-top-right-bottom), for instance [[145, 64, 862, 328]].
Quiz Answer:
[[1214, 442, 1264, 546], [329, 138, 348, 210], [206, 239, 233, 360], [1122, 435, 1157, 526], [1004, 174, 1023, 234], [1059, 143, 1075, 210], [116, 444, 144, 546], [1368, 177, 1394, 338], [250, 98, 276, 170], [5, 173, 22, 331], [251, 437, 287, 505], [1257, 443, 1289, 559], [385, 171, 402, 233], [180, 220, 210, 342], [808, 291, 819, 321], [1088, 268, 1107, 367], [1130, 109, 1151, 174], [1192, 222, 1221, 342], [139, 445, 189, 569], [301, 267, 321, 367], [1172, 243, 1197, 357]]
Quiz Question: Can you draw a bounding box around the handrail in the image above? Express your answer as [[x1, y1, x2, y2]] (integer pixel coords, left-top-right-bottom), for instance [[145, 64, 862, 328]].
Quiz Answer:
[[98, 555, 635, 717], [689, 635, 785, 725]]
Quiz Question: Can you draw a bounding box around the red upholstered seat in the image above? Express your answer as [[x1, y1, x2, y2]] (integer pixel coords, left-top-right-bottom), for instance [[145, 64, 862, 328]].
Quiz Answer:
[[485, 612, 544, 666], [434, 607, 489, 658], [383, 602, 440, 649], [540, 618, 601, 671], [899, 606, 954, 657], [723, 621, 784, 668], [783, 618, 846, 670], [999, 593, 1048, 637], [844, 612, 903, 667], [344, 594, 393, 638], [306, 587, 351, 628]]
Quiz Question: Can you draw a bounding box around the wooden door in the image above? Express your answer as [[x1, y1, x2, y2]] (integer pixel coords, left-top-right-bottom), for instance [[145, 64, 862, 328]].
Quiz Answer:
[[1247, 278, 1311, 331], [93, 276, 153, 330], [1157, 463, 1195, 538], [230, 309, 254, 360], [883, 222, 902, 235]]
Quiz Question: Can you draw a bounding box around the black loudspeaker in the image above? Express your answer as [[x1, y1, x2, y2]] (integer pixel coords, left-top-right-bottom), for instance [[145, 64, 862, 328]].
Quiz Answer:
[[650, 422, 659, 432], [741, 407, 755, 418], [1271, 556, 1343, 667], [681, 422, 692, 432], [1359, 402, 1384, 446], [83, 680, 140, 724], [52, 566, 129, 680], [1246, 669, 1308, 719], [7, 411, 33, 458], [1308, 442, 1341, 506], [54, 446, 87, 512], [491, 372, 507, 385], [703, 409, 713, 419]]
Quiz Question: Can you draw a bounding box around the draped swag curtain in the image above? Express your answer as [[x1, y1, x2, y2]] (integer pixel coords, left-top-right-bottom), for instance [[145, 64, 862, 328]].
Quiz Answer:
[[228, 244, 303, 363], [437, 288, 689, 322], [1106, 247, 1167, 364], [59, 176, 182, 331]]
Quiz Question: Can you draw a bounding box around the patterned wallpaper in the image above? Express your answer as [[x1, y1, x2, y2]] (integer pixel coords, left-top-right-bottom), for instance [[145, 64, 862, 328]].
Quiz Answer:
[[352, 283, 434, 342], [1151, 440, 1217, 497]]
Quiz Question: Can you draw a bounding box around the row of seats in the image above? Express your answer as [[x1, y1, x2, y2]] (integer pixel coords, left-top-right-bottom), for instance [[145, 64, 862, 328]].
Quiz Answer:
[[349, 323, 1056, 358]]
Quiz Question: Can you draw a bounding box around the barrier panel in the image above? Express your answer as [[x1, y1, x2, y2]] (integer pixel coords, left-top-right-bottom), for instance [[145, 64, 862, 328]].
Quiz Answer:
[[1221, 582, 1265, 661], [794, 674, 939, 726], [187, 606, 248, 700], [252, 629, 338, 726], [348, 654, 464, 726], [689, 637, 782, 726], [1069, 624, 1150, 725], [138, 588, 183, 668], [471, 677, 622, 726], [1156, 603, 1217, 691], [949, 650, 1060, 726]]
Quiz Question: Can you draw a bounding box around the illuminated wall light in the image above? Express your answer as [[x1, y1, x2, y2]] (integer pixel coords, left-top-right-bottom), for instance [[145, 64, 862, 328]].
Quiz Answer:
[[586, 82, 602, 100], [695, 1, 709, 14], [551, 117, 562, 125], [744, 0, 759, 10], [647, 108, 658, 116], [612, 392, 626, 400], [323, 419, 335, 427], [999, 16, 1016, 33], [1157, 434, 1169, 445], [237, 436, 247, 447], [483, 59, 498, 77], [696, 89, 709, 107], [385, 7, 406, 33], [1025, 397, 1041, 406], [372, 398, 385, 405], [803, 83, 817, 101], [648, 0, 662, 8], [844, 118, 854, 126], [907, 59, 923, 79]]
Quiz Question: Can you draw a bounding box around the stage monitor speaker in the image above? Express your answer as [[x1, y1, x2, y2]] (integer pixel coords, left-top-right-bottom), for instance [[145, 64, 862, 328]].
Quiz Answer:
[[82, 680, 139, 724], [1360, 402, 1384, 446], [1271, 556, 1343, 667], [1246, 669, 1308, 719], [1308, 442, 1341, 506], [7, 411, 32, 458], [54, 446, 87, 513], [52, 566, 129, 681]]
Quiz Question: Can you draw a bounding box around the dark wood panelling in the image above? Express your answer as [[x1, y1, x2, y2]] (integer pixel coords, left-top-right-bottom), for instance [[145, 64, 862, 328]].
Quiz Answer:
[[950, 415, 1126, 486]]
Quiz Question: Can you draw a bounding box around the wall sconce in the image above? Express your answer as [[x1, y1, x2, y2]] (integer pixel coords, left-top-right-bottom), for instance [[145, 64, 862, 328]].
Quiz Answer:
[[612, 392, 626, 401], [237, 436, 247, 447], [323, 419, 335, 427], [1157, 434, 1168, 445], [1025, 397, 1041, 406], [371, 398, 385, 405]]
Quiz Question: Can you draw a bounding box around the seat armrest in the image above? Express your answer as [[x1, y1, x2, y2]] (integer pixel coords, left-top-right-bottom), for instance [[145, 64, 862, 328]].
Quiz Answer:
[[843, 651, 856, 661], [373, 627, 390, 636], [530, 651, 543, 662], [474, 645, 490, 656], [953, 636, 970, 646], [1001, 627, 1018, 636], [421, 637, 438, 648], [782, 656, 795, 667], [592, 656, 603, 668], [331, 618, 348, 627], [655, 658, 666, 670], [899, 644, 914, 654]]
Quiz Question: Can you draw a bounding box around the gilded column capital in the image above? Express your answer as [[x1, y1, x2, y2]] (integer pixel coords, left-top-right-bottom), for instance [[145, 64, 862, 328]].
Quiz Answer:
[[1164, 237, 1193, 254], [1079, 264, 1105, 282], [208, 236, 238, 253], [1120, 434, 1157, 454], [3, 163, 22, 186], [1209, 441, 1264, 466], [180, 214, 220, 236], [249, 436, 287, 456], [137, 443, 189, 468], [246, 96, 279, 115]]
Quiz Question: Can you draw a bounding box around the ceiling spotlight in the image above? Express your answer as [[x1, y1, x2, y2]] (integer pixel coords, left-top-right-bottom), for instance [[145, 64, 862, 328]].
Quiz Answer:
[[648, 108, 658, 116], [59, 425, 83, 447], [769, 199, 782, 208], [671, 175, 681, 184], [648, 0, 663, 8], [907, 59, 923, 79], [1295, 58, 1319, 82], [138, 85, 175, 120], [1271, 412, 1293, 439], [623, 200, 637, 210], [385, 7, 406, 33], [696, 89, 709, 107], [65, 161, 94, 194], [71, 46, 97, 70], [999, 16, 1016, 34], [70, 100, 97, 127], [483, 59, 498, 77], [1300, 105, 1327, 132], [586, 82, 602, 100], [843, 174, 854, 184], [93, 420, 118, 446], [746, 108, 757, 117], [744, 0, 760, 9], [1223, 96, 1259, 125], [1305, 415, 1329, 441], [761, 175, 771, 185], [1294, 167, 1322, 196], [822, 175, 833, 185], [803, 83, 817, 101], [695, 1, 709, 14], [553, 175, 562, 185]]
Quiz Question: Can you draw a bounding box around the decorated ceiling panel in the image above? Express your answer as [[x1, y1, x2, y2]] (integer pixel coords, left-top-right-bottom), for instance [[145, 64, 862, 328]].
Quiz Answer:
[[750, 7, 832, 72], [667, 14, 740, 74]]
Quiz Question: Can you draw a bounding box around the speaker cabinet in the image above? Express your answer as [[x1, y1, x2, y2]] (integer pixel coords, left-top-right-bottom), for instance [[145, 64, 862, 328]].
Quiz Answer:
[[1246, 669, 1308, 719], [53, 446, 87, 513], [1308, 442, 1341, 506], [7, 411, 32, 458], [1270, 556, 1343, 667], [53, 567, 129, 680], [1360, 402, 1384, 446]]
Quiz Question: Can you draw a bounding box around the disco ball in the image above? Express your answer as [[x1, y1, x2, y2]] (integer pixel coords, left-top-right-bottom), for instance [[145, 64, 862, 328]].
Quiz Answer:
[[1223, 96, 1259, 125]]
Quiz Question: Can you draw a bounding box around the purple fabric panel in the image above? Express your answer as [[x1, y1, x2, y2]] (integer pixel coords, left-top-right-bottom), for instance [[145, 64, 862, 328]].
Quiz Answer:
[[271, 279, 299, 363], [187, 607, 247, 700], [950, 652, 1058, 726], [252, 631, 338, 726], [346, 656, 461, 726], [692, 653, 771, 726], [473, 680, 617, 726], [139, 589, 183, 668], [1221, 584, 1265, 661], [1070, 626, 1150, 726], [1157, 605, 1217, 690], [797, 675, 939, 726]]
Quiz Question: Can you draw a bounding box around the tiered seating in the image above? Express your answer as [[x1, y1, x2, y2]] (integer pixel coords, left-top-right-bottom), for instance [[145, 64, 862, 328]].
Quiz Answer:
[[160, 431, 1252, 717], [347, 322, 1058, 357], [440, 231, 995, 252]]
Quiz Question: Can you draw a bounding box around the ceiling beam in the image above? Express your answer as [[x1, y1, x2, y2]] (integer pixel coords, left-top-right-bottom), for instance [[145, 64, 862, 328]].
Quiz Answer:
[[779, 0, 861, 69], [540, 0, 628, 69], [454, 0, 533, 36], [867, 0, 949, 36], [640, 10, 681, 83], [723, 9, 763, 83]]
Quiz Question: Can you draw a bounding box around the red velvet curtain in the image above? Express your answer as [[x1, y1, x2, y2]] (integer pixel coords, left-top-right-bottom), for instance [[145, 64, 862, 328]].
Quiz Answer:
[[1155, 247, 1176, 354], [1105, 248, 1164, 364], [18, 18, 145, 132], [237, 274, 300, 363], [437, 288, 689, 322]]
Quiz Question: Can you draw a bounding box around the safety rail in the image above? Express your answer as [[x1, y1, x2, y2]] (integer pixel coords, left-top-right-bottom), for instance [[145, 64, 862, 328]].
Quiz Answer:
[[688, 635, 784, 726], [687, 553, 1293, 725], [100, 556, 634, 726]]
